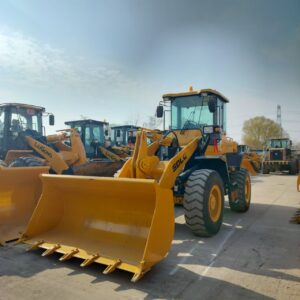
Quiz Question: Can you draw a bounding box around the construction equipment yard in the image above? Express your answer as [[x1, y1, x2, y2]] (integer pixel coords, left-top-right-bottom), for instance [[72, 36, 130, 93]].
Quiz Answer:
[[1, 174, 299, 300]]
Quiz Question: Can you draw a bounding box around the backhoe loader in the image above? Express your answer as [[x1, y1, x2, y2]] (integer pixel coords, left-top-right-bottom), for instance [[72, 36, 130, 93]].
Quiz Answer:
[[20, 88, 251, 282]]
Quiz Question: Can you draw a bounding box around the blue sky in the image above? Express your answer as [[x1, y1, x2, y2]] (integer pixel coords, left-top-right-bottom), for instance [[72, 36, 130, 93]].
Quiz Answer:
[[0, 0, 299, 141]]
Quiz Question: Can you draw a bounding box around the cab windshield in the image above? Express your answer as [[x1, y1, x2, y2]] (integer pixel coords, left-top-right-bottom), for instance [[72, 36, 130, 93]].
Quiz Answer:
[[269, 139, 290, 148], [10, 107, 43, 134], [170, 95, 226, 130]]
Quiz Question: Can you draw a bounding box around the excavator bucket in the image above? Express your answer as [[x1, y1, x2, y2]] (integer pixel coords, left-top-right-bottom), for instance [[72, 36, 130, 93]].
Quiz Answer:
[[21, 174, 174, 282], [0, 166, 49, 245], [241, 158, 258, 176]]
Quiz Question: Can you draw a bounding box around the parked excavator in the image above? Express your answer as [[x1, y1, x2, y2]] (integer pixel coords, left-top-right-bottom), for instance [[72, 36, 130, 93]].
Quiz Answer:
[[20, 88, 251, 282]]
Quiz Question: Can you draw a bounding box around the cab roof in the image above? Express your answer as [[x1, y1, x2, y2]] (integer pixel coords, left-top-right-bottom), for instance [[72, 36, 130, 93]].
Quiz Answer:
[[269, 138, 290, 141], [0, 103, 45, 112], [65, 119, 108, 126], [162, 88, 229, 103], [111, 125, 139, 130]]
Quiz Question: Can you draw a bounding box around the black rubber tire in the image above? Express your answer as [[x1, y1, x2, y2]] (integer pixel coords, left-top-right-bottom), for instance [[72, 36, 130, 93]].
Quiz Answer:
[[9, 156, 44, 167], [229, 168, 251, 212], [262, 164, 270, 174], [289, 160, 298, 175], [184, 169, 224, 237], [0, 160, 7, 167], [250, 160, 260, 173]]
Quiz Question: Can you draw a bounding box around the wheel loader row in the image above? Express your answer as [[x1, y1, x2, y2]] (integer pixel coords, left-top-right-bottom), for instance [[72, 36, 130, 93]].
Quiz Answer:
[[0, 87, 261, 282]]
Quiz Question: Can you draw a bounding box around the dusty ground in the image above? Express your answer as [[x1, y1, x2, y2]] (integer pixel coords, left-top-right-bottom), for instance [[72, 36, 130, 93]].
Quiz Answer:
[[0, 175, 299, 300]]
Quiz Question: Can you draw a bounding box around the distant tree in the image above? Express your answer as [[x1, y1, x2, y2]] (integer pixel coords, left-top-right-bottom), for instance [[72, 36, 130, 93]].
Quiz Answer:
[[242, 116, 289, 149]]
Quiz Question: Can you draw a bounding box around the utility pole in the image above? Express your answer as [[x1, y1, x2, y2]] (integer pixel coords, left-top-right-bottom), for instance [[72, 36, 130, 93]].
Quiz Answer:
[[277, 105, 282, 138]]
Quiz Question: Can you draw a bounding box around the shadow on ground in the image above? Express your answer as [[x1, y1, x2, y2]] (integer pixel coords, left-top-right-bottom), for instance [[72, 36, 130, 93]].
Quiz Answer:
[[0, 201, 298, 299]]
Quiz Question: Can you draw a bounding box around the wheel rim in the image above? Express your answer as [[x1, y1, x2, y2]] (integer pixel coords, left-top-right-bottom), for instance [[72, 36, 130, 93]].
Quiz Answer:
[[245, 176, 251, 204], [208, 185, 222, 222]]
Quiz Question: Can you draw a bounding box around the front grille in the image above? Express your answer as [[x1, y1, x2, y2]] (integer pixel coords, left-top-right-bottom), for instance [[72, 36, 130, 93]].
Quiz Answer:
[[270, 150, 283, 160]]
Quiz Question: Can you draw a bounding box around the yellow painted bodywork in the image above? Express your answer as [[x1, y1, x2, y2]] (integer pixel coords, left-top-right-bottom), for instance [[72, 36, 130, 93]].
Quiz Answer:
[[204, 135, 237, 156], [297, 175, 300, 192], [241, 159, 257, 176], [5, 128, 123, 176], [21, 130, 199, 281], [4, 150, 36, 165], [0, 166, 49, 245], [162, 88, 230, 103], [22, 175, 174, 282], [208, 185, 222, 222], [98, 146, 126, 162], [6, 128, 89, 174]]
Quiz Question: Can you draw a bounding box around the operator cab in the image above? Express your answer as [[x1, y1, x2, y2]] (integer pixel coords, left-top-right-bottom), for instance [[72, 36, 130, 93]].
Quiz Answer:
[[65, 119, 109, 159], [156, 88, 228, 147], [0, 103, 54, 159], [111, 125, 139, 146], [267, 138, 291, 149]]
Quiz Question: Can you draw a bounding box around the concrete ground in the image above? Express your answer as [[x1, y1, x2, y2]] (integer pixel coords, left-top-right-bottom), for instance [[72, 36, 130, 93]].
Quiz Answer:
[[0, 175, 299, 300]]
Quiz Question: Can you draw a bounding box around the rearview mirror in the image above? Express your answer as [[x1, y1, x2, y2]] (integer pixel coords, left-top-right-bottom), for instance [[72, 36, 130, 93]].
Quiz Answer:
[[156, 105, 164, 118], [49, 114, 55, 126], [208, 97, 217, 113]]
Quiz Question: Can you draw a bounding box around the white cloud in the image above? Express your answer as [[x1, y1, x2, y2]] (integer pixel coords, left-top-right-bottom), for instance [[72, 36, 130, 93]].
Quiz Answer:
[[0, 30, 138, 92]]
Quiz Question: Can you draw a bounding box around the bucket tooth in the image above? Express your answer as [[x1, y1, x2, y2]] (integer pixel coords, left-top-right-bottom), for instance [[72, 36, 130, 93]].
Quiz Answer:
[[59, 249, 79, 262], [131, 271, 145, 283], [42, 244, 60, 257], [28, 240, 44, 251], [80, 254, 100, 267], [103, 259, 121, 274]]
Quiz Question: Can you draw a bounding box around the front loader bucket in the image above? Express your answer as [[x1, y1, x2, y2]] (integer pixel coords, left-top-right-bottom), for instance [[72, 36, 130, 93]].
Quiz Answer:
[[21, 175, 174, 282], [0, 166, 49, 245], [241, 159, 257, 176]]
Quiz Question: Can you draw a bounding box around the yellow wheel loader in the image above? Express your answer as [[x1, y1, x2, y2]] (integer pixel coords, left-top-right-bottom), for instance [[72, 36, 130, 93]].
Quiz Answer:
[[4, 128, 123, 176], [19, 88, 251, 282], [64, 119, 131, 162], [0, 104, 122, 245], [262, 138, 299, 174]]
